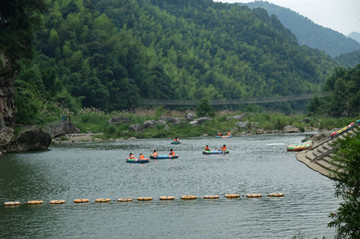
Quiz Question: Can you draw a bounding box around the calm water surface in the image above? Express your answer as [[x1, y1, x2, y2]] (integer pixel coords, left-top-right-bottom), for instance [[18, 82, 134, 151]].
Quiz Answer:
[[0, 134, 339, 238]]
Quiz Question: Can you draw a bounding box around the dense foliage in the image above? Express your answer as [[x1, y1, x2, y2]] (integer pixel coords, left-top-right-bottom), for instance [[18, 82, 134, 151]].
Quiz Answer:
[[335, 50, 360, 68], [329, 127, 360, 238], [13, 0, 339, 124], [307, 64, 360, 117], [0, 0, 47, 65], [244, 1, 360, 58]]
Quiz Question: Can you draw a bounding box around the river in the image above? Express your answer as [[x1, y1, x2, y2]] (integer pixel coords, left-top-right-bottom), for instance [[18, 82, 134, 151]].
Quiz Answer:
[[0, 134, 339, 238]]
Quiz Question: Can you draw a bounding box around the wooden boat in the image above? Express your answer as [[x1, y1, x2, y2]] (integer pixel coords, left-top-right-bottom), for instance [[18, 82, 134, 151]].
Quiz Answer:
[[126, 158, 149, 163], [203, 150, 229, 155], [150, 154, 179, 159]]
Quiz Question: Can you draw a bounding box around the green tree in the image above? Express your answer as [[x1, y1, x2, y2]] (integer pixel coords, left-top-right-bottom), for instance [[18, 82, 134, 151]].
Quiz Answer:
[[329, 127, 360, 238], [196, 98, 215, 117]]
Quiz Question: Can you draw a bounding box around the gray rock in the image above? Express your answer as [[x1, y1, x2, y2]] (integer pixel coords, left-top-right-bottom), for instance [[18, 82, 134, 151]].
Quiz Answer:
[[185, 113, 196, 121], [0, 127, 15, 145], [143, 120, 157, 128], [161, 116, 181, 124], [109, 116, 131, 125], [190, 117, 211, 125], [129, 124, 142, 133], [283, 125, 301, 133], [236, 121, 249, 129], [0, 126, 51, 153], [227, 114, 246, 121]]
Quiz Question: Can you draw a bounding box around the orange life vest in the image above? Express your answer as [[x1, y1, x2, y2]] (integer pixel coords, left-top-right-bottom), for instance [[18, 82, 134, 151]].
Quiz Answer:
[[139, 154, 145, 159], [205, 146, 210, 151], [222, 146, 226, 151]]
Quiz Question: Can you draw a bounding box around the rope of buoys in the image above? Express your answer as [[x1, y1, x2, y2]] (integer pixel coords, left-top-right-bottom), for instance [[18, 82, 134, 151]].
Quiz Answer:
[[74, 199, 90, 203], [203, 195, 219, 199], [246, 194, 262, 198], [117, 198, 133, 202], [137, 197, 153, 201], [268, 193, 284, 197], [159, 196, 175, 200], [4, 201, 20, 206], [181, 195, 196, 200], [27, 200, 44, 205], [95, 198, 111, 203], [50, 200, 66, 204], [225, 194, 240, 198]]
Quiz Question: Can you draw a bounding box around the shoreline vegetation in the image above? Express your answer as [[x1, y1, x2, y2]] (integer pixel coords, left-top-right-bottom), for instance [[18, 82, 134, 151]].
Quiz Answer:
[[48, 108, 357, 144]]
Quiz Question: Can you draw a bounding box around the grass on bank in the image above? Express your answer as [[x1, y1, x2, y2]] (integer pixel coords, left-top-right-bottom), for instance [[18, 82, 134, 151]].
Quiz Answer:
[[51, 108, 359, 140]]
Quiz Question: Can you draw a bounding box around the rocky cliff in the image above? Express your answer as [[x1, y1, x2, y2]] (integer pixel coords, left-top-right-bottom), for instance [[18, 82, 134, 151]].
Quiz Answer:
[[0, 52, 16, 128], [0, 51, 51, 155]]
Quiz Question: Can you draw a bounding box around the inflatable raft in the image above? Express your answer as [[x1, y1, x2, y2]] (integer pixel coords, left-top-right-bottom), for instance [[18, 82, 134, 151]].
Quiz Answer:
[[286, 141, 312, 151], [216, 135, 232, 138], [126, 158, 149, 163], [171, 141, 181, 144], [150, 154, 179, 159], [203, 150, 229, 155]]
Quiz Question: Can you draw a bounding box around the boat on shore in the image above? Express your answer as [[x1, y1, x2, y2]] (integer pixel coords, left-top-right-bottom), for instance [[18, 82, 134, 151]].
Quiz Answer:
[[286, 140, 312, 151]]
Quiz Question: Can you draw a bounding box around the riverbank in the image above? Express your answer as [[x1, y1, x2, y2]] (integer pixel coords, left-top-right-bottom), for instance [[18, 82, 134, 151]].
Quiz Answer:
[[48, 109, 356, 144]]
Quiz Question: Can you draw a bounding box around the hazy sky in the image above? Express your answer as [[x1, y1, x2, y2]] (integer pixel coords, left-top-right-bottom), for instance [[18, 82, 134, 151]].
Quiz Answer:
[[216, 0, 360, 35]]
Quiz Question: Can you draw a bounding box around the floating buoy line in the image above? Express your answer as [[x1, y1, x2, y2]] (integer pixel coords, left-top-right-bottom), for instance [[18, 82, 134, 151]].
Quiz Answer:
[[3, 193, 284, 207]]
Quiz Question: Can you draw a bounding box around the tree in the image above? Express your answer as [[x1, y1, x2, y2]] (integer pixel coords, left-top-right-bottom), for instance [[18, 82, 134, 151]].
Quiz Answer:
[[328, 126, 360, 238], [0, 0, 47, 64], [196, 98, 215, 117]]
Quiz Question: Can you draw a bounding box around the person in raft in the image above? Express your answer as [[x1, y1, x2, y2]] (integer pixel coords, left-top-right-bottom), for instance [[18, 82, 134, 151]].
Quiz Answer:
[[221, 144, 226, 152], [152, 150, 158, 157], [139, 153, 145, 161], [174, 137, 180, 142], [227, 132, 231, 136], [217, 132, 222, 136], [169, 149, 175, 156], [205, 145, 210, 151], [129, 153, 136, 159]]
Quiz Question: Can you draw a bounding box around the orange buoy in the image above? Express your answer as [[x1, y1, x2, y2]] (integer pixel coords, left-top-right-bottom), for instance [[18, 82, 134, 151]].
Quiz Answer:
[[137, 197, 153, 201], [159, 196, 175, 200], [95, 198, 111, 203], [181, 195, 196, 200], [224, 194, 240, 198], [117, 198, 133, 202], [268, 193, 284, 197], [50, 200, 65, 204], [27, 200, 44, 205], [4, 201, 20, 206], [246, 194, 262, 198], [203, 195, 219, 199], [74, 199, 90, 203]]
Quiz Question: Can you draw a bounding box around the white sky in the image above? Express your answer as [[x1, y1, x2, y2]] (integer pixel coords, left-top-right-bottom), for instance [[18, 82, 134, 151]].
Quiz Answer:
[[216, 0, 360, 35]]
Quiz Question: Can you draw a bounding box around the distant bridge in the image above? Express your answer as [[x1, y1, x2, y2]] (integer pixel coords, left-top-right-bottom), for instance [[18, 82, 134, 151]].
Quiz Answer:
[[142, 92, 330, 106]]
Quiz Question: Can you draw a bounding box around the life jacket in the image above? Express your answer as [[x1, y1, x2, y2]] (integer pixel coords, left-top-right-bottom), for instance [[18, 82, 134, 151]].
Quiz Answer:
[[217, 132, 221, 136], [139, 154, 145, 159], [174, 138, 178, 141], [222, 146, 226, 151], [170, 151, 175, 156], [129, 154, 135, 159], [205, 146, 210, 151], [153, 152, 158, 157]]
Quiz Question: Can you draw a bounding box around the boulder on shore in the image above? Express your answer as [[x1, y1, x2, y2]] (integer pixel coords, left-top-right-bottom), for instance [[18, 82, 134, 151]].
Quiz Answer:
[[283, 125, 300, 133], [0, 126, 51, 154]]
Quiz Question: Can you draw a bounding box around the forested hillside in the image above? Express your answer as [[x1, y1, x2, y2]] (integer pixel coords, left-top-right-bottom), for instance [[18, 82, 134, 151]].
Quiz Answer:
[[244, 1, 360, 58], [307, 64, 360, 117], [335, 50, 360, 68], [16, 0, 337, 122]]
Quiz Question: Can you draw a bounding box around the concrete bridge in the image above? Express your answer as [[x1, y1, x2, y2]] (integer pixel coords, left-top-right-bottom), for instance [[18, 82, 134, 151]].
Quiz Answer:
[[296, 125, 359, 178]]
